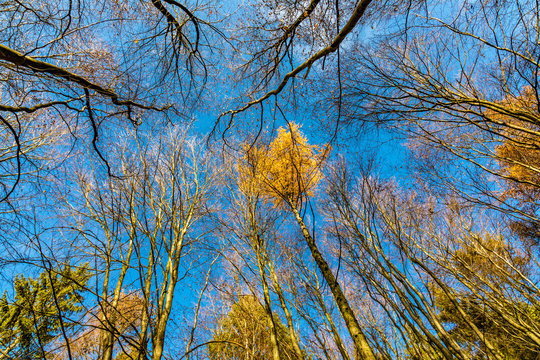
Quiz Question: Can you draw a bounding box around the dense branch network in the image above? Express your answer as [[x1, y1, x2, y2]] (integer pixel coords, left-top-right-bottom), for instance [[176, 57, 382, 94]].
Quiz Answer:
[[216, 0, 373, 135], [1, 1, 540, 360]]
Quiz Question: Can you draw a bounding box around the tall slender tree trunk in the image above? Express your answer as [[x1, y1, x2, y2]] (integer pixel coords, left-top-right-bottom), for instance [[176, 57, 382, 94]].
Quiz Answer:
[[137, 249, 155, 360], [152, 222, 191, 360], [267, 261, 306, 360], [290, 205, 376, 360], [102, 224, 136, 360], [255, 236, 282, 360]]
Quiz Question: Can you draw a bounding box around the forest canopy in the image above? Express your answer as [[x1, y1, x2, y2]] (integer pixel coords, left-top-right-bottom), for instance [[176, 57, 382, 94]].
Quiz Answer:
[[0, 0, 539, 359]]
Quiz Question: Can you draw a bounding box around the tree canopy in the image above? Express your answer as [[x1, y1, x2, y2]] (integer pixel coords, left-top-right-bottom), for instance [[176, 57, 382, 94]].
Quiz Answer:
[[1, 0, 540, 359], [239, 123, 329, 208], [209, 295, 306, 360]]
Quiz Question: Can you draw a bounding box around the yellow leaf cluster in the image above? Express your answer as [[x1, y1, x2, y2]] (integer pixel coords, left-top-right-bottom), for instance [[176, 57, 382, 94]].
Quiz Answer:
[[237, 123, 330, 208], [452, 233, 529, 281], [493, 86, 540, 202]]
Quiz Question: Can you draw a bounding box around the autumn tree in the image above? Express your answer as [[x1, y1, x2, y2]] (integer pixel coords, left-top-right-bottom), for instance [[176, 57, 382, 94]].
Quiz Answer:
[[57, 291, 145, 360], [3, 2, 540, 360], [239, 123, 327, 209], [239, 123, 376, 360], [432, 234, 539, 359], [333, 0, 540, 248], [324, 158, 540, 360], [211, 149, 313, 360], [209, 295, 305, 360], [491, 86, 540, 246]]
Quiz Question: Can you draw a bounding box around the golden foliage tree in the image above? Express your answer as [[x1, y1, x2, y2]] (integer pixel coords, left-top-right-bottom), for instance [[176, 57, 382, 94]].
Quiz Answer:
[[432, 234, 539, 359], [239, 123, 329, 208], [494, 86, 540, 244], [495, 86, 540, 193], [238, 125, 376, 359], [208, 295, 303, 360]]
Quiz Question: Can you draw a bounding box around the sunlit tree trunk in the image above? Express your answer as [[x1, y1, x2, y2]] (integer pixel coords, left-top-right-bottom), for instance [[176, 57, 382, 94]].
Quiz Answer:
[[290, 205, 376, 360]]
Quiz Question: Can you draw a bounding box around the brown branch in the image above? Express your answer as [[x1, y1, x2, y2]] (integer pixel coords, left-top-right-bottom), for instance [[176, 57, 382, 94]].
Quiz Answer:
[[0, 114, 20, 203], [220, 0, 372, 119], [85, 88, 116, 179], [43, 262, 74, 360], [279, 0, 322, 43], [0, 44, 168, 112], [0, 97, 83, 113], [161, 0, 201, 52]]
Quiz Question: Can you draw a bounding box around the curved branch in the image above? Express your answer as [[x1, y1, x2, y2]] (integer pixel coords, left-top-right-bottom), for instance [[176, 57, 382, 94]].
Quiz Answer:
[[0, 44, 168, 112], [0, 114, 21, 203], [220, 0, 372, 119], [84, 88, 115, 179], [161, 0, 201, 52], [279, 0, 322, 43], [0, 97, 83, 113], [179, 340, 255, 360]]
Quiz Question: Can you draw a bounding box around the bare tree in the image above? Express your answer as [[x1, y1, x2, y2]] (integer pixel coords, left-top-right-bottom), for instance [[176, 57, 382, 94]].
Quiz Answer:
[[334, 0, 540, 247], [0, 0, 222, 203], [325, 159, 540, 359], [64, 126, 218, 360], [213, 0, 428, 141]]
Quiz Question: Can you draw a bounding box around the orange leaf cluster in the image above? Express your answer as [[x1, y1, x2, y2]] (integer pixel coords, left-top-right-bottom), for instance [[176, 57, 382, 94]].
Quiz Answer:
[[493, 86, 540, 202]]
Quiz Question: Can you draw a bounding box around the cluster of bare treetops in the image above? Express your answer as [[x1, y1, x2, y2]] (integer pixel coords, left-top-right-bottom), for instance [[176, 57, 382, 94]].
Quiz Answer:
[[0, 0, 539, 359]]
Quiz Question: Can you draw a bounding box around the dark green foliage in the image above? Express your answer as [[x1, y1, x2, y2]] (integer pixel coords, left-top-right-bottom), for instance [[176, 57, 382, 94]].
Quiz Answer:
[[0, 264, 90, 359]]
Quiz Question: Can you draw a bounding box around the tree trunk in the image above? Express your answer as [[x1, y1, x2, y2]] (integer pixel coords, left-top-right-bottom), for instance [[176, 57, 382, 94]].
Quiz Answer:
[[255, 236, 282, 360], [290, 205, 376, 360]]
